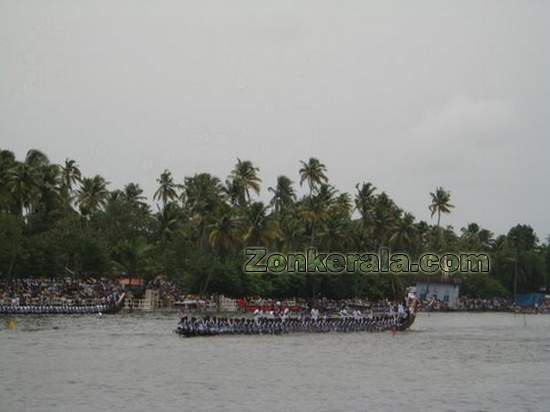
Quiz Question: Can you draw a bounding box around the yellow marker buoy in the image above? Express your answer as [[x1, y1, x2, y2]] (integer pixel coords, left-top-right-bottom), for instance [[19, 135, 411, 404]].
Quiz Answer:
[[6, 320, 17, 330]]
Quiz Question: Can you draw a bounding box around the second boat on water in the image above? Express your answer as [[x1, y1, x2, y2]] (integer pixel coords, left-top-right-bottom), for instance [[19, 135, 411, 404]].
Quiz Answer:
[[176, 309, 416, 337], [0, 293, 126, 315]]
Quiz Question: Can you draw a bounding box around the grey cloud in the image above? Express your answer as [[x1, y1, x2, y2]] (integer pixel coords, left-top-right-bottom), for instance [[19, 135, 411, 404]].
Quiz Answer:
[[1, 1, 548, 239]]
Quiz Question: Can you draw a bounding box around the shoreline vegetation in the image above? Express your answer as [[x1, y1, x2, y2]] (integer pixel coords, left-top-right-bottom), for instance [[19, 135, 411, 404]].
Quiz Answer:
[[0, 148, 548, 300]]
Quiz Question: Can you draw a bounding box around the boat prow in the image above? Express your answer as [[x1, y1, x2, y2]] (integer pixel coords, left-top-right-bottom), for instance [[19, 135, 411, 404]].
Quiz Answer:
[[104, 293, 126, 314], [397, 312, 415, 331]]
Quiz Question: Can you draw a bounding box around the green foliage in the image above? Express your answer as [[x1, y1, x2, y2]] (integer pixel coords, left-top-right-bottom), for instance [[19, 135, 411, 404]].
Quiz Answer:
[[0, 213, 24, 276], [0, 148, 547, 298], [459, 274, 509, 298]]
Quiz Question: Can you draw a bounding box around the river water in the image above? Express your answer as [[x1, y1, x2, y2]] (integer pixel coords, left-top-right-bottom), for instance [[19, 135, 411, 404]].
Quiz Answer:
[[1, 312, 549, 412]]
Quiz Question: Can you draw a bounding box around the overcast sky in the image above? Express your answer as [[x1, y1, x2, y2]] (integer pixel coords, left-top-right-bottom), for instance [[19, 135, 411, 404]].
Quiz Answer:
[[1, 1, 549, 239]]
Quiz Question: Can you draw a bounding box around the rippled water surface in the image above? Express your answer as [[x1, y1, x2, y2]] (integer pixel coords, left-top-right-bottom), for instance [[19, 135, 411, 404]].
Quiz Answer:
[[1, 312, 549, 412]]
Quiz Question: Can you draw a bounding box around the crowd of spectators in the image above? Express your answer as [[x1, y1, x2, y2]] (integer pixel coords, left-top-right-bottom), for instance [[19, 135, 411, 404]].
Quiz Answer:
[[230, 295, 550, 314], [144, 276, 181, 306], [418, 296, 550, 313], [0, 277, 123, 306], [2, 277, 549, 314], [232, 296, 409, 315]]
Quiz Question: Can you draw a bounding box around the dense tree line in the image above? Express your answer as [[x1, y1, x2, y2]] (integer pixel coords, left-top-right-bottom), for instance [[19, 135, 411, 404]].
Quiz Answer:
[[0, 148, 548, 299]]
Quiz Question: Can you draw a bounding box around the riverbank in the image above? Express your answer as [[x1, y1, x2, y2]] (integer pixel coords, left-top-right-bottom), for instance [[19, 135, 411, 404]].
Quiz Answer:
[[2, 277, 548, 315]]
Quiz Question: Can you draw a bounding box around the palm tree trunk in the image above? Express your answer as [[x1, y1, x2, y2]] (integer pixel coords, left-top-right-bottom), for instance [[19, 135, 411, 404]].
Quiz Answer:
[[513, 255, 518, 301], [436, 211, 442, 251]]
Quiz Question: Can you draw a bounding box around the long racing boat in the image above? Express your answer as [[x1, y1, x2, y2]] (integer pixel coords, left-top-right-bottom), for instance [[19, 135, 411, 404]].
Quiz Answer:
[[175, 310, 416, 337], [0, 293, 126, 315]]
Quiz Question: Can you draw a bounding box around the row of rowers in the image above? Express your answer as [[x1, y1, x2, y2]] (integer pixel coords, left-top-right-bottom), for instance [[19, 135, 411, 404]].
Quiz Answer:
[[176, 311, 409, 336], [252, 302, 411, 321]]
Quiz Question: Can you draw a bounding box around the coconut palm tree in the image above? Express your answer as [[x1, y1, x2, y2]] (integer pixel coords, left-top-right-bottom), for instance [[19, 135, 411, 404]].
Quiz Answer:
[[457, 223, 494, 252], [59, 159, 81, 212], [183, 173, 226, 249], [299, 158, 328, 196], [228, 159, 261, 206], [371, 192, 400, 249], [5, 149, 55, 216], [156, 202, 184, 243], [76, 175, 110, 217], [224, 178, 245, 208], [6, 162, 40, 216], [333, 193, 353, 216], [278, 214, 305, 252], [242, 201, 281, 247], [478, 229, 495, 251], [24, 149, 49, 168], [184, 173, 225, 216], [390, 212, 418, 253], [36, 163, 63, 214], [154, 170, 179, 209], [354, 182, 376, 222], [354, 182, 377, 248], [61, 159, 82, 192], [268, 175, 296, 214], [123, 183, 147, 208], [429, 186, 454, 229], [460, 223, 487, 250], [0, 149, 16, 165], [0, 150, 17, 212], [209, 211, 241, 255], [321, 193, 353, 250], [299, 185, 334, 247], [0, 150, 16, 183]]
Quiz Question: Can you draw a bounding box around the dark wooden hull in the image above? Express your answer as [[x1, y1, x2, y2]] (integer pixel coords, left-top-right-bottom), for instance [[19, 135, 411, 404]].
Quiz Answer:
[[103, 293, 127, 314], [397, 313, 416, 331], [176, 313, 416, 337]]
